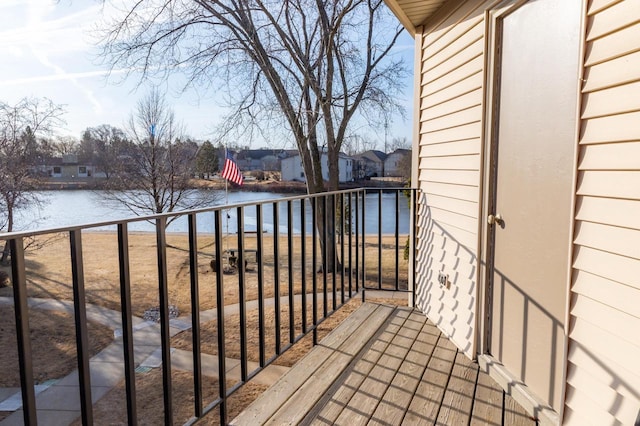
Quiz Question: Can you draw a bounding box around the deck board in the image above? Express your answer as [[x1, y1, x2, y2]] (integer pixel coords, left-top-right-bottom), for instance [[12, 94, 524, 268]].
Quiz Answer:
[[306, 308, 409, 425], [367, 312, 440, 425], [436, 351, 480, 425], [470, 367, 504, 425], [231, 303, 390, 425], [403, 335, 458, 424], [332, 308, 416, 425], [265, 304, 394, 425], [232, 303, 540, 426]]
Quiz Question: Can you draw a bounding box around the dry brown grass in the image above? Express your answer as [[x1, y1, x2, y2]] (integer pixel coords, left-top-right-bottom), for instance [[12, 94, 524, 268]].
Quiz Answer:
[[71, 369, 268, 425], [171, 295, 366, 367], [0, 307, 113, 388], [173, 295, 407, 367]]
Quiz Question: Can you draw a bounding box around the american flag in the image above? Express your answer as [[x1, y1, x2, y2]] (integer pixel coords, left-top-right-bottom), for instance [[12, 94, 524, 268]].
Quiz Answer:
[[221, 150, 244, 185]]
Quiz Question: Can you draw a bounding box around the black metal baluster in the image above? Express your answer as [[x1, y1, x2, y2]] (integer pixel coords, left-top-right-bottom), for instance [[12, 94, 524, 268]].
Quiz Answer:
[[117, 224, 137, 425], [214, 211, 227, 425], [348, 192, 353, 298], [355, 192, 360, 296], [237, 207, 248, 381], [10, 238, 37, 425], [332, 193, 337, 311], [362, 190, 366, 301], [300, 199, 307, 334], [340, 193, 345, 305], [155, 218, 173, 425], [395, 189, 400, 291], [256, 204, 266, 366], [188, 214, 203, 417], [378, 189, 383, 290], [322, 195, 328, 317], [312, 197, 318, 345], [70, 229, 93, 425], [273, 203, 281, 355], [287, 200, 295, 343]]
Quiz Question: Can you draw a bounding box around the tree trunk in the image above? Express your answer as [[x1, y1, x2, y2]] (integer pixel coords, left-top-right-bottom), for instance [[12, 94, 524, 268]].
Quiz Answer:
[[313, 192, 343, 275], [0, 241, 9, 265], [1, 202, 14, 265]]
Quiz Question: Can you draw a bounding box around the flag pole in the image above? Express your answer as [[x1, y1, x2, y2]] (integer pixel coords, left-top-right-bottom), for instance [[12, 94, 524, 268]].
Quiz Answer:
[[225, 181, 229, 243], [221, 147, 243, 262], [225, 148, 229, 252]]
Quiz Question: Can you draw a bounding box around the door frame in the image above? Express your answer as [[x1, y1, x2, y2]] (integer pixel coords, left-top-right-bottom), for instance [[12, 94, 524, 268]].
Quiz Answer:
[[475, 0, 587, 422]]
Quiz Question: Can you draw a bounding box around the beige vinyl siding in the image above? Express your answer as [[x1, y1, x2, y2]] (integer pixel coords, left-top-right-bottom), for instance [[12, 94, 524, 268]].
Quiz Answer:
[[566, 1, 640, 424], [414, 0, 487, 358], [575, 195, 640, 229], [578, 140, 640, 168], [584, 22, 640, 67], [562, 405, 594, 426], [420, 74, 483, 112], [581, 50, 640, 92], [581, 83, 640, 118], [422, 55, 484, 97]]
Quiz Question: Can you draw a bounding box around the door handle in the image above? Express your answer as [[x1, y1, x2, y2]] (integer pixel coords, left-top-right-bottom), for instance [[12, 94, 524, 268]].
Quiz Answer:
[[487, 213, 504, 226]]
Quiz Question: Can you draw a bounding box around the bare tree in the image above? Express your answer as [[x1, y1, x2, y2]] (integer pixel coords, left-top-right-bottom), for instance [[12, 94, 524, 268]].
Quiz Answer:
[[80, 124, 128, 179], [389, 136, 411, 151], [53, 135, 78, 156], [342, 133, 378, 156], [99, 0, 405, 193], [0, 97, 65, 263], [105, 90, 218, 224], [99, 0, 407, 270]]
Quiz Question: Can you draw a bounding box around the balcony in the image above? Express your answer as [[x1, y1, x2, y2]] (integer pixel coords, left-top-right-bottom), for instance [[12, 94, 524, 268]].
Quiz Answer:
[[0, 188, 533, 425]]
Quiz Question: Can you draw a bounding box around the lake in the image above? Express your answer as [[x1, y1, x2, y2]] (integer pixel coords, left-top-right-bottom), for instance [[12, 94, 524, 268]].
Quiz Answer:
[[13, 190, 410, 235]]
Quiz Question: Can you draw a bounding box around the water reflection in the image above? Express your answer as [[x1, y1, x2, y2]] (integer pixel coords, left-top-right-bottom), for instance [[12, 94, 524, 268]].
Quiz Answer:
[[14, 190, 409, 235]]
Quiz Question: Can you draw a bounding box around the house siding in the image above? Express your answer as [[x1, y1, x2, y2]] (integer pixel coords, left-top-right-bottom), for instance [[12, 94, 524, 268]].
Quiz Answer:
[[565, 0, 640, 424], [280, 154, 353, 182], [410, 0, 640, 422], [414, 0, 486, 358]]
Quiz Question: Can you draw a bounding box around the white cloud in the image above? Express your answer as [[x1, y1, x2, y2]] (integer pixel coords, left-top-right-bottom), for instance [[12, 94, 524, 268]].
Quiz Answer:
[[0, 1, 106, 113], [0, 68, 130, 87], [0, 1, 101, 56]]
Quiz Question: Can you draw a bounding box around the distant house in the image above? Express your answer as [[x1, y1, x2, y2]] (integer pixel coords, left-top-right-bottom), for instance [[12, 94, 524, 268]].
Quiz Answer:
[[281, 153, 353, 183], [383, 149, 410, 177], [40, 154, 104, 179], [236, 149, 286, 171], [352, 150, 387, 179]]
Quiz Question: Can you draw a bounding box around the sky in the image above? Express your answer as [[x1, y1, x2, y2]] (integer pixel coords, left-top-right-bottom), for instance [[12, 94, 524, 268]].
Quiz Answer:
[[0, 0, 415, 150]]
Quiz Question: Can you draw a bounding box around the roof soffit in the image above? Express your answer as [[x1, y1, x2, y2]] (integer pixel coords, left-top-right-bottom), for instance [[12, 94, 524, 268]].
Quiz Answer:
[[383, 0, 456, 35]]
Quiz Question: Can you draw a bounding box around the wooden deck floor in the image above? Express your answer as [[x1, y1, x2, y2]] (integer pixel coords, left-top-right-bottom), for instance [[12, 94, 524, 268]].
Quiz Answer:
[[232, 303, 538, 425]]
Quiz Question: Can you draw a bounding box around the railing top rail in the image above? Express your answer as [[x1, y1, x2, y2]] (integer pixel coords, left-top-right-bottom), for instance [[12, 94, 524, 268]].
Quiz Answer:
[[0, 187, 416, 240], [363, 187, 415, 191]]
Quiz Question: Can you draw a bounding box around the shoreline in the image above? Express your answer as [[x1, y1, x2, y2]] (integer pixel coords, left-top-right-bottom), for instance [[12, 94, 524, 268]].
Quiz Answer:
[[36, 177, 407, 192]]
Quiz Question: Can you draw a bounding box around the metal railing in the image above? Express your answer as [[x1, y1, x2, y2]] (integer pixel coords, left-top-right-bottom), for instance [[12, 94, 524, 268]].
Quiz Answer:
[[1, 187, 416, 425]]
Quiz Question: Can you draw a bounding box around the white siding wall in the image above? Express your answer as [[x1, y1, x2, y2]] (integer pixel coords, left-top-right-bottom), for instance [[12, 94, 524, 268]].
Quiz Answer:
[[414, 0, 486, 358], [281, 154, 353, 182], [564, 1, 640, 424], [281, 156, 304, 181]]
